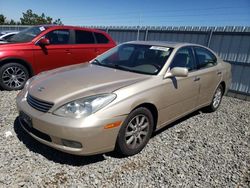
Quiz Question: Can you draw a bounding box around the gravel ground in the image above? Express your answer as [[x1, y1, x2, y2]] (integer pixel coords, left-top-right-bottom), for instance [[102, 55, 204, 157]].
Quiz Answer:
[[0, 90, 249, 187]]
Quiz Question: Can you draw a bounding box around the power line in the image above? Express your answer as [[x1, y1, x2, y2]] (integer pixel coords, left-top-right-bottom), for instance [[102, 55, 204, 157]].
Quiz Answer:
[[62, 6, 250, 20], [66, 13, 249, 24], [63, 13, 250, 26]]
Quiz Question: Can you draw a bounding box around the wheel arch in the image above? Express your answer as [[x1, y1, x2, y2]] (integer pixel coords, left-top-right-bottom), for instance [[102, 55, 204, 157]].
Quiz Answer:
[[220, 81, 226, 95], [132, 102, 158, 132], [0, 57, 34, 77]]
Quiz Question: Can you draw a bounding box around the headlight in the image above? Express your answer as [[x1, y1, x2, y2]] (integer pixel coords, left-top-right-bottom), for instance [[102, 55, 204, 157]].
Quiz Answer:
[[53, 94, 116, 118]]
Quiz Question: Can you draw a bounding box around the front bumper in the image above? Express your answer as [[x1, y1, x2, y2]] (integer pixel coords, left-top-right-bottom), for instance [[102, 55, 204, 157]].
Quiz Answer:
[[16, 92, 126, 156]]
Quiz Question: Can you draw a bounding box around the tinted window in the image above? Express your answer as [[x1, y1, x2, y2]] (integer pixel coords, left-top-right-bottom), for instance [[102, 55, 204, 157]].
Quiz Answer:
[[194, 47, 217, 69], [95, 32, 109, 43], [118, 46, 134, 61], [75, 30, 95, 44], [45, 29, 70, 45], [3, 34, 15, 40], [170, 47, 196, 71]]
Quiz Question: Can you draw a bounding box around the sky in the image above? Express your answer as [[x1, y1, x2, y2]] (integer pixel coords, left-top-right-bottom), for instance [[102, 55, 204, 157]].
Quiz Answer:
[[0, 0, 250, 27]]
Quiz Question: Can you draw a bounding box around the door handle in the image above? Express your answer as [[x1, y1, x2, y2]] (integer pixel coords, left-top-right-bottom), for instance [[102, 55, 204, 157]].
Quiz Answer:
[[65, 49, 71, 54], [194, 77, 200, 82], [95, 48, 100, 53]]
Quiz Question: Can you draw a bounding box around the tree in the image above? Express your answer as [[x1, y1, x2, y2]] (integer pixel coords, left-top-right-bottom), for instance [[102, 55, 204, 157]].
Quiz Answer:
[[20, 9, 62, 25], [0, 14, 6, 25], [7, 19, 16, 25], [53, 18, 63, 25]]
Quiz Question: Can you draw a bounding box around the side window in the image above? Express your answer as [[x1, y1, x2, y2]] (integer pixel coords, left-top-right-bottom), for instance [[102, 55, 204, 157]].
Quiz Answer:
[[170, 47, 196, 71], [94, 32, 109, 44], [45, 30, 70, 45], [75, 30, 95, 44], [194, 47, 217, 69]]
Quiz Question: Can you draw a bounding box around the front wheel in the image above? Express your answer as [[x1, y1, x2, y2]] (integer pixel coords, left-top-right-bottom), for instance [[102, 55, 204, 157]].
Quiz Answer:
[[116, 107, 154, 156], [0, 63, 29, 91]]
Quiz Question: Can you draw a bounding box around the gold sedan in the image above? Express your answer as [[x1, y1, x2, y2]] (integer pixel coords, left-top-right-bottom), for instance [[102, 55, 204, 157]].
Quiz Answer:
[[16, 41, 232, 156]]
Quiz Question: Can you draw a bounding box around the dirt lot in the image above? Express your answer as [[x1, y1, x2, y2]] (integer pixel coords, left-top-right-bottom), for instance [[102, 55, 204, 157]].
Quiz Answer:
[[0, 91, 249, 187]]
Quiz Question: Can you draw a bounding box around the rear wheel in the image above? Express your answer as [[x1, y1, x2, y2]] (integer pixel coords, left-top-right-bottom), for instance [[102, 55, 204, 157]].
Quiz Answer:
[[0, 63, 29, 91], [206, 84, 224, 112], [116, 107, 154, 156]]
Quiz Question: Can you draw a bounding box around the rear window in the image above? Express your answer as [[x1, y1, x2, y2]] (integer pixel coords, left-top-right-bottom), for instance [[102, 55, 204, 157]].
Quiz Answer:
[[75, 30, 95, 44], [95, 32, 109, 44]]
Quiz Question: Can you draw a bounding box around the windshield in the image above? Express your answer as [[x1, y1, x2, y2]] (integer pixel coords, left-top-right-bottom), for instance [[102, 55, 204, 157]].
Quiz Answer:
[[92, 43, 173, 75], [8, 26, 47, 43]]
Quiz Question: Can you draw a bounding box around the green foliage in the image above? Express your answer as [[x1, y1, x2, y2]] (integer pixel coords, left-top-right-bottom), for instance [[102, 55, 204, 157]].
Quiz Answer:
[[0, 10, 63, 25], [53, 18, 63, 25], [0, 14, 6, 25], [21, 9, 52, 25]]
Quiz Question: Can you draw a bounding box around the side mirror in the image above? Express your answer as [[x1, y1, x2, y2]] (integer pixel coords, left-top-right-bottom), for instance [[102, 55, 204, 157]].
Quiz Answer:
[[164, 67, 188, 78], [37, 38, 50, 46]]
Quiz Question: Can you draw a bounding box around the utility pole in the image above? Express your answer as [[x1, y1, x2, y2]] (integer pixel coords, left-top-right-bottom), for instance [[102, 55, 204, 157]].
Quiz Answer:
[[137, 14, 141, 41]]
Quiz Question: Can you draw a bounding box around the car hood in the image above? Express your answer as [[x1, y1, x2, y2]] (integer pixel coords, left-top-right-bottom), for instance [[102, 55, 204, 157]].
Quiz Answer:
[[0, 41, 31, 49], [28, 63, 150, 104]]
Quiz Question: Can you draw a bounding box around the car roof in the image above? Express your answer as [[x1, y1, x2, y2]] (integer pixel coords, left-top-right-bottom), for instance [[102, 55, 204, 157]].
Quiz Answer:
[[125, 40, 203, 48], [38, 25, 106, 33]]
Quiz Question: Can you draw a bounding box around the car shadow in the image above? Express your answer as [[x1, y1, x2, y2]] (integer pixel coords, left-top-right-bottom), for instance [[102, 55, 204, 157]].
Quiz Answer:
[[14, 109, 204, 161], [152, 109, 202, 137], [107, 109, 202, 159], [13, 117, 106, 166]]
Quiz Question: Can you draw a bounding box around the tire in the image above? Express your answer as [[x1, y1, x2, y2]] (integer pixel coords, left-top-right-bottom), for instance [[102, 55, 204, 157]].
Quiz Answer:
[[116, 107, 154, 156], [0, 63, 29, 91], [206, 84, 224, 112]]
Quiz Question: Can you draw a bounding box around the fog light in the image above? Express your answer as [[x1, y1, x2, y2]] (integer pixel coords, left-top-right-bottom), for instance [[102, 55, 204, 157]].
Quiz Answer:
[[61, 139, 82, 148]]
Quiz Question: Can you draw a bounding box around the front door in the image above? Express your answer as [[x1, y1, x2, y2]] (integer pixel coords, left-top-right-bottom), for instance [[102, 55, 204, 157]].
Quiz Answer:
[[33, 29, 73, 73], [158, 47, 200, 127]]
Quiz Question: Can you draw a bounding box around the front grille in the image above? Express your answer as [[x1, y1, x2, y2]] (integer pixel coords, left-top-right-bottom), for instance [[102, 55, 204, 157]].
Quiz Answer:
[[20, 117, 52, 142], [27, 94, 54, 112]]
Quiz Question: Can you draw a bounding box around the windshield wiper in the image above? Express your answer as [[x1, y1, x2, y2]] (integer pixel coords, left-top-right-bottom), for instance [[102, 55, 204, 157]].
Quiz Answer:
[[111, 64, 121, 68], [92, 60, 129, 72], [109, 64, 130, 71], [92, 59, 102, 65]]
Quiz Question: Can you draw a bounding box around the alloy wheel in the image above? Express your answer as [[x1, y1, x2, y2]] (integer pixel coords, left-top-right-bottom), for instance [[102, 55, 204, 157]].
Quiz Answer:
[[213, 87, 222, 109], [125, 114, 149, 149], [2, 66, 27, 89]]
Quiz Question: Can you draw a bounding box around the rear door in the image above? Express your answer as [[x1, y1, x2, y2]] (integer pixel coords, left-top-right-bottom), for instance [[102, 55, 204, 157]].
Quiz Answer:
[[93, 32, 115, 55], [33, 29, 73, 72], [193, 47, 222, 106], [70, 30, 97, 64]]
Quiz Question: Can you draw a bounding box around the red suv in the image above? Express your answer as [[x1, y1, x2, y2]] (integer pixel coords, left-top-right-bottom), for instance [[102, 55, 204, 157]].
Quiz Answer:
[[0, 25, 116, 90]]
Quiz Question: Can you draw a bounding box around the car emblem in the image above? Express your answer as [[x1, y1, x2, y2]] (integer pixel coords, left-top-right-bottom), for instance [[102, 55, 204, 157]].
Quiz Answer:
[[38, 87, 45, 92]]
